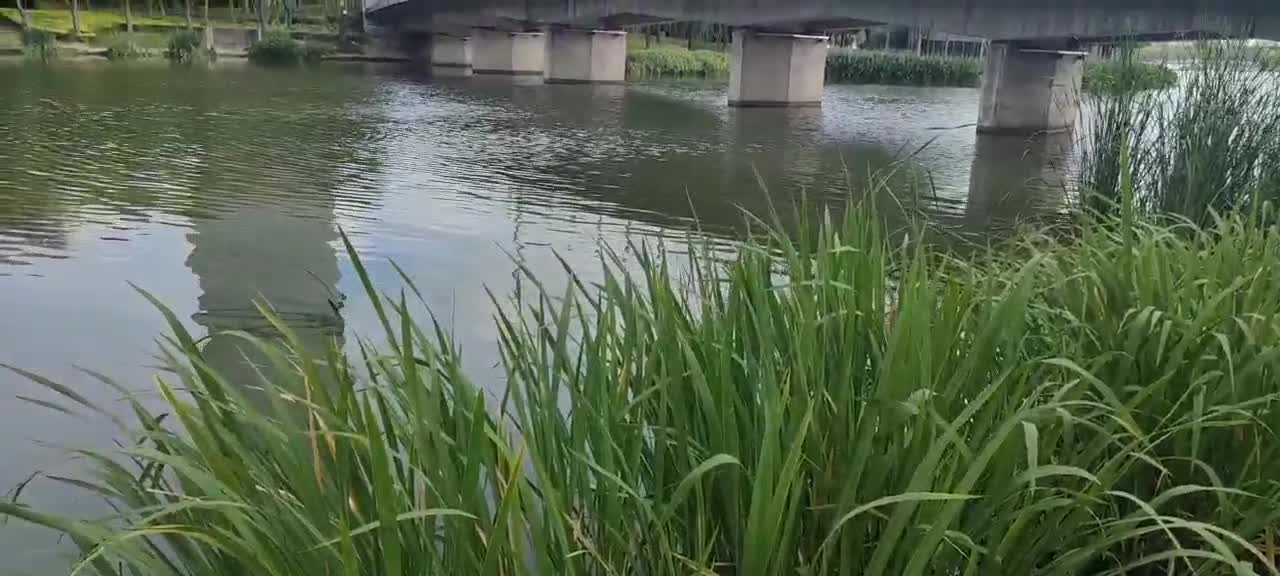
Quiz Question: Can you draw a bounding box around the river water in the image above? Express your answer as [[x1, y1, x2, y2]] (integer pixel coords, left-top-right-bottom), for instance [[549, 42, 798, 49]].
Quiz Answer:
[[0, 60, 1071, 570]]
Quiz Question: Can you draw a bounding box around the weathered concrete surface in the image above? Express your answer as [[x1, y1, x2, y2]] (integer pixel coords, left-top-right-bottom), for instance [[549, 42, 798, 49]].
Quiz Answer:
[[728, 30, 828, 107], [472, 28, 546, 75], [431, 34, 473, 68], [545, 29, 627, 83], [978, 41, 1084, 134], [369, 0, 1280, 42]]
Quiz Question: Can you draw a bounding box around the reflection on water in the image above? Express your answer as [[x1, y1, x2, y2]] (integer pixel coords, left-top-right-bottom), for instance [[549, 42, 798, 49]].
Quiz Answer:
[[966, 132, 1075, 229], [0, 60, 1074, 571]]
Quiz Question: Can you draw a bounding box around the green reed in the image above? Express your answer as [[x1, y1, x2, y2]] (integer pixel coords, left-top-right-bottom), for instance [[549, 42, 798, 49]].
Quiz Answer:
[[627, 46, 728, 79], [1080, 42, 1280, 225], [4, 195, 1280, 575], [1082, 60, 1177, 94], [825, 49, 981, 87]]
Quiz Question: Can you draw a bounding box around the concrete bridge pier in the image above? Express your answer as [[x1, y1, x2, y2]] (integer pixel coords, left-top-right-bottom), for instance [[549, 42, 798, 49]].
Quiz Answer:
[[431, 34, 473, 76], [978, 40, 1085, 134], [728, 29, 830, 108], [545, 28, 628, 84], [471, 27, 546, 76]]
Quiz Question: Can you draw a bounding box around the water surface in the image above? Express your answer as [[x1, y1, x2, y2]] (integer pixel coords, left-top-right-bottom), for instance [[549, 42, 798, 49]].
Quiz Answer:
[[0, 60, 1070, 571]]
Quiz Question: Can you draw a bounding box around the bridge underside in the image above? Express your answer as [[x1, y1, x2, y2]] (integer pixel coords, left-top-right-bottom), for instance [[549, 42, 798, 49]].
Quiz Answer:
[[369, 0, 1278, 134], [371, 0, 1280, 42]]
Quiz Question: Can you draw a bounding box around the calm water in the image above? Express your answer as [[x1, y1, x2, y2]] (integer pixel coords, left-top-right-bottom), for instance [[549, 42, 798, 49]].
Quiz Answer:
[[0, 60, 1070, 571]]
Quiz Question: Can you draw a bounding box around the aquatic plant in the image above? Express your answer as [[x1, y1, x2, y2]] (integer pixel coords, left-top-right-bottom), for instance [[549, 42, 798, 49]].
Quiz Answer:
[[4, 198, 1280, 575], [627, 45, 728, 79], [825, 49, 981, 87], [1079, 42, 1280, 224], [1082, 59, 1177, 94], [104, 34, 148, 60], [165, 29, 202, 63], [248, 30, 307, 66]]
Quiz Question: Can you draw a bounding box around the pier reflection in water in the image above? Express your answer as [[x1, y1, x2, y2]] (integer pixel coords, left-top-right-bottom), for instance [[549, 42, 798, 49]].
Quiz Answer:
[[0, 61, 1076, 572]]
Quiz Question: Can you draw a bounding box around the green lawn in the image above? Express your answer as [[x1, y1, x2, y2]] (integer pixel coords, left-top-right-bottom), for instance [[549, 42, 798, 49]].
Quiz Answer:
[[0, 8, 331, 37]]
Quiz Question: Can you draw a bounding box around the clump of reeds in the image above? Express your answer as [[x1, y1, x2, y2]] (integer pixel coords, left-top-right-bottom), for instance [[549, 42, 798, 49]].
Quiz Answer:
[[826, 49, 981, 87], [5, 196, 1280, 575], [1079, 41, 1280, 224], [627, 45, 728, 79], [1082, 59, 1177, 94]]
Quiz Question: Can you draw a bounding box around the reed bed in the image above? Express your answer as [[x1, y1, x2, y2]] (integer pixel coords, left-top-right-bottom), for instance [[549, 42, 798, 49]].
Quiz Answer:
[[5, 199, 1280, 574]]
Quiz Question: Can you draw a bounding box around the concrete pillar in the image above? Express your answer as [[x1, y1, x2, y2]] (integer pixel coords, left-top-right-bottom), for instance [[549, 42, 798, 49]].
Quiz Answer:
[[728, 29, 829, 108], [978, 41, 1085, 134], [431, 34, 472, 76], [545, 28, 627, 84], [471, 27, 546, 76]]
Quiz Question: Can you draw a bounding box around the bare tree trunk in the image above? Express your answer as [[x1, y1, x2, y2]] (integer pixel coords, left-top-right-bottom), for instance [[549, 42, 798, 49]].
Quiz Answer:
[[125, 0, 134, 33], [257, 0, 268, 36], [185, 0, 192, 29], [15, 0, 30, 30], [202, 0, 211, 49], [71, 0, 82, 37]]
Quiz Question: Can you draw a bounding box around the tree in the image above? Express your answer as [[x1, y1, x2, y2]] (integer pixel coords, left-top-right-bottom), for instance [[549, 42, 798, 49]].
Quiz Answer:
[[71, 0, 82, 38], [15, 0, 30, 31], [125, 0, 134, 33], [185, 0, 193, 30], [202, 0, 211, 51], [257, 0, 269, 36]]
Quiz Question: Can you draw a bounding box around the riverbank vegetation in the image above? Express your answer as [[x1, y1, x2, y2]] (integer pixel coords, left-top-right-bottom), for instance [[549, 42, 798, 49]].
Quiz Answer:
[[1081, 58, 1178, 94], [6, 194, 1280, 574], [1079, 42, 1280, 225], [826, 48, 981, 86], [627, 45, 728, 79]]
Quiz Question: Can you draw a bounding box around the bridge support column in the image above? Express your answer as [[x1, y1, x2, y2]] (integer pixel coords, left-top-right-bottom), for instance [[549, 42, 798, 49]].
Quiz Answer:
[[729, 29, 829, 107], [545, 28, 627, 84], [471, 28, 546, 76], [978, 41, 1085, 134], [431, 34, 472, 76]]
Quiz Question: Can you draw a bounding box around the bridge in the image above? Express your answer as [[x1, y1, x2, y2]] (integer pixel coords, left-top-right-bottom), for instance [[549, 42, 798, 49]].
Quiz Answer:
[[366, 0, 1280, 133]]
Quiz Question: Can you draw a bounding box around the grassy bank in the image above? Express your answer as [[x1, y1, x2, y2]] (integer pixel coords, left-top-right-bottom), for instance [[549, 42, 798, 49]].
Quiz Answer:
[[826, 49, 982, 87], [627, 45, 728, 79], [6, 199, 1280, 574]]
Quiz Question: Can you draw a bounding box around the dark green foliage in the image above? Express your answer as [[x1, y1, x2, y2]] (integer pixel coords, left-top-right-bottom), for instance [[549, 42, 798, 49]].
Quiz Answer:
[[826, 49, 981, 87], [247, 30, 306, 66], [1083, 60, 1177, 94], [627, 46, 728, 79], [301, 41, 330, 62], [104, 35, 146, 60], [165, 29, 201, 63]]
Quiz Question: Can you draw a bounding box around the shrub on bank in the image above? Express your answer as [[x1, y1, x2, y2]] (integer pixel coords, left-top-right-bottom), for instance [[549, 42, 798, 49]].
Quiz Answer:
[[248, 30, 307, 66], [1082, 59, 1177, 93], [4, 202, 1280, 575], [628, 45, 728, 79], [165, 29, 202, 63], [826, 49, 981, 87], [104, 35, 147, 61]]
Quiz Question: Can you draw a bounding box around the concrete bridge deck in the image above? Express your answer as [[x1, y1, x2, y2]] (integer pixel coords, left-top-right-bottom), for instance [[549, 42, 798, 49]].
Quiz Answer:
[[364, 0, 1280, 135], [368, 0, 1280, 42]]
